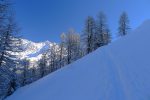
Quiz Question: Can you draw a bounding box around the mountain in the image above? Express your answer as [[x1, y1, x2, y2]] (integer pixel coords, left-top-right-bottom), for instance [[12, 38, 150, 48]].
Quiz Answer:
[[17, 39, 58, 62], [6, 20, 150, 100]]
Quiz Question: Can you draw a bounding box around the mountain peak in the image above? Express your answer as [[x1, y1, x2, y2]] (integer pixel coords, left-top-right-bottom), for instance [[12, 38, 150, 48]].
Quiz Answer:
[[18, 39, 58, 62]]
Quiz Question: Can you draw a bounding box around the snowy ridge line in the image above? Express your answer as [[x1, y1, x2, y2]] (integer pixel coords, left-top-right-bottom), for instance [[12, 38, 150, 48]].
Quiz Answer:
[[15, 39, 59, 62]]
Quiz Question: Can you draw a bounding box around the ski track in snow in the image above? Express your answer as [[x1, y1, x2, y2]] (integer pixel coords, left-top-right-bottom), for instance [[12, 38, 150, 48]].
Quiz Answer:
[[106, 49, 132, 100]]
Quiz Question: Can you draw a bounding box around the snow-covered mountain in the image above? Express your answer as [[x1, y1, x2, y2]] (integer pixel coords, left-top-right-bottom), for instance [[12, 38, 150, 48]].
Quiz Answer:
[[18, 39, 58, 62], [6, 20, 150, 100]]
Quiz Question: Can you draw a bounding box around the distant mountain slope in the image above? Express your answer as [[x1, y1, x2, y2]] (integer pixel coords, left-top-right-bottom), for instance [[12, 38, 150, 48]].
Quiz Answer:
[[6, 20, 150, 100], [17, 39, 58, 61]]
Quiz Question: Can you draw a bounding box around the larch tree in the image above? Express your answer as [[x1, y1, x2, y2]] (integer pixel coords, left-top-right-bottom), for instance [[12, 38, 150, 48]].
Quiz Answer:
[[118, 12, 130, 36], [58, 33, 66, 68], [96, 12, 111, 48], [82, 16, 96, 54], [22, 59, 30, 86], [64, 29, 81, 64], [49, 44, 59, 72], [38, 53, 47, 78]]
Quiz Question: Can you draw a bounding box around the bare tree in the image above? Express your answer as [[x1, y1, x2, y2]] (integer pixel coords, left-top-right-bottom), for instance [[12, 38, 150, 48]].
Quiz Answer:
[[64, 29, 81, 64], [58, 33, 66, 68]]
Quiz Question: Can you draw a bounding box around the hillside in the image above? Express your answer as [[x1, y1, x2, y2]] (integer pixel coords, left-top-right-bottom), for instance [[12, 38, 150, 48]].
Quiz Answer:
[[6, 20, 150, 100]]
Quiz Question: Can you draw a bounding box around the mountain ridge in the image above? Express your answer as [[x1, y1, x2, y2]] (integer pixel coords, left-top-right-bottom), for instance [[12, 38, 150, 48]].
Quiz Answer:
[[17, 38, 58, 62]]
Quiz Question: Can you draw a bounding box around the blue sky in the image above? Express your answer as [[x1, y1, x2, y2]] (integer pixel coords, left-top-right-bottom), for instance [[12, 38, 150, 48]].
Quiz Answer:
[[14, 0, 150, 42]]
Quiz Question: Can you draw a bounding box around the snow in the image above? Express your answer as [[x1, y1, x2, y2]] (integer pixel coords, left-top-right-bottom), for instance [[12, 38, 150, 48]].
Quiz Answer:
[[6, 20, 150, 100]]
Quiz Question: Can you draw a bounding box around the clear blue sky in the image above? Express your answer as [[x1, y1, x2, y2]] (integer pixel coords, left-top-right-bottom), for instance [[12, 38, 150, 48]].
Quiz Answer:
[[14, 0, 150, 42]]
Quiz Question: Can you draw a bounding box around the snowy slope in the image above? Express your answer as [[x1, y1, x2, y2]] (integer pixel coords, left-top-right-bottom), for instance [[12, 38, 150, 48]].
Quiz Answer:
[[17, 39, 58, 61], [6, 20, 150, 100]]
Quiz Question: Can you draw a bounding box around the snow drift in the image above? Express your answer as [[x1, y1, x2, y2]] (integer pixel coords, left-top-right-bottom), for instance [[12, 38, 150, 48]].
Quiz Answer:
[[6, 20, 150, 100]]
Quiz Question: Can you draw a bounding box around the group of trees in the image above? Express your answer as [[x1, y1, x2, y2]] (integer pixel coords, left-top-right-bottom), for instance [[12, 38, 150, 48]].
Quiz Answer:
[[36, 12, 130, 80], [37, 30, 82, 78], [83, 12, 130, 54], [83, 12, 111, 54], [0, 0, 130, 99], [0, 0, 22, 99]]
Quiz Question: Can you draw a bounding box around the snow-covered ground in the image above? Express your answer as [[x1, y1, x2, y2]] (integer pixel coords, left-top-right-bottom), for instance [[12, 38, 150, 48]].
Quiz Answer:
[[6, 20, 150, 100]]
